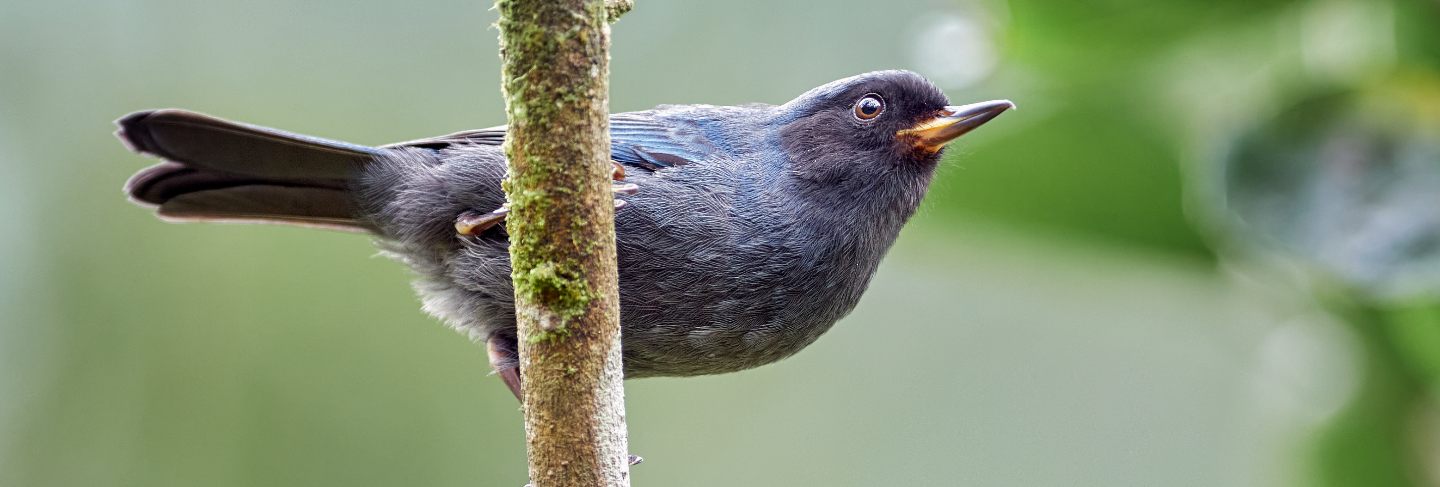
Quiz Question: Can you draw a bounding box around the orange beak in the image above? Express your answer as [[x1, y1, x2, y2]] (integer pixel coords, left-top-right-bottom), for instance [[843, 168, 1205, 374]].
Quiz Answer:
[[899, 99, 1015, 152]]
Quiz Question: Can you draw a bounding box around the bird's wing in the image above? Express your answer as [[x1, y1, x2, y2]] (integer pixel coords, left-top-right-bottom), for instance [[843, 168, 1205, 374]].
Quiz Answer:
[[607, 113, 718, 170], [385, 113, 718, 172]]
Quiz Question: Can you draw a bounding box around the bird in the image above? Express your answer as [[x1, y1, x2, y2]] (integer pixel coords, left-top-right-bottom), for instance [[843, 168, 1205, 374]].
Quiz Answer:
[[117, 70, 1013, 400]]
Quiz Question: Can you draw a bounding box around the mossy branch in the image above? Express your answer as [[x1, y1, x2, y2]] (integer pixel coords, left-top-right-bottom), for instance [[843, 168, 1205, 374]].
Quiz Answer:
[[496, 0, 631, 486], [605, 0, 633, 23]]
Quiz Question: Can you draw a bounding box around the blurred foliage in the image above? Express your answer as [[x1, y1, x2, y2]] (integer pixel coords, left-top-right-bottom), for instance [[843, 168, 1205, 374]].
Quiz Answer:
[[1206, 83, 1440, 485], [1216, 79, 1440, 302], [1190, 1, 1440, 484]]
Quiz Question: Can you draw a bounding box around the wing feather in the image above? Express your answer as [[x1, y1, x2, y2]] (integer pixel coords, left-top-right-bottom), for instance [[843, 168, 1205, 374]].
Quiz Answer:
[[385, 113, 718, 171]]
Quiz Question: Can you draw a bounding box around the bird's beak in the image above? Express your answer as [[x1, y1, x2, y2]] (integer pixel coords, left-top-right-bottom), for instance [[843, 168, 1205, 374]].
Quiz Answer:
[[898, 100, 1015, 153]]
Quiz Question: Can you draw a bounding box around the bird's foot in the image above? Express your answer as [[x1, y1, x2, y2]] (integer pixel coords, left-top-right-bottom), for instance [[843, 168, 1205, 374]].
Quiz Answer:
[[611, 181, 639, 195], [455, 206, 509, 236], [455, 184, 635, 237]]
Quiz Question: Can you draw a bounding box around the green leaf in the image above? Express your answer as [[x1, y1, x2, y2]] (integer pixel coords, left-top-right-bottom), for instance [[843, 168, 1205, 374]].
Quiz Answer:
[[1211, 75, 1440, 302]]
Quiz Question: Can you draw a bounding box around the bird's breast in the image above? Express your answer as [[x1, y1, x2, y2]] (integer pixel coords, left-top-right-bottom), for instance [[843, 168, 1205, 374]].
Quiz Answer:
[[615, 199, 889, 377]]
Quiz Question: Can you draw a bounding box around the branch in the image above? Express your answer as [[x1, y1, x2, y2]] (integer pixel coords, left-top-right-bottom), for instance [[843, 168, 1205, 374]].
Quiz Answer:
[[605, 0, 633, 23], [496, 0, 630, 486]]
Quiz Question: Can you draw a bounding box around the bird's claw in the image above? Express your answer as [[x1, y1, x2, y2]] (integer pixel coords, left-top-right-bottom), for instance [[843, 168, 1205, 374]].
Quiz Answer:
[[456, 167, 634, 237], [456, 198, 629, 237], [455, 206, 509, 236], [612, 181, 639, 195]]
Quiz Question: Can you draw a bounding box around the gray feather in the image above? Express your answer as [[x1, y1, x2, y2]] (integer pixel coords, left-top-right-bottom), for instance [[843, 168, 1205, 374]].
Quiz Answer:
[[120, 70, 958, 378]]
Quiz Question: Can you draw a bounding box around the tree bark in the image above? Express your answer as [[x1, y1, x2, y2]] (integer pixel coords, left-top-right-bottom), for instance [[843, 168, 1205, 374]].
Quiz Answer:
[[496, 0, 631, 486]]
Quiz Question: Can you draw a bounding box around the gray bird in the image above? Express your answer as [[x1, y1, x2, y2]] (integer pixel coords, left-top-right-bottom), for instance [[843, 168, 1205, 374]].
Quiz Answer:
[[118, 70, 1013, 399]]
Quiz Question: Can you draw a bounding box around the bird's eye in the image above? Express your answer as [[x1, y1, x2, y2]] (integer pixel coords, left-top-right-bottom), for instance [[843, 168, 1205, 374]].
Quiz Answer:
[[853, 94, 885, 120]]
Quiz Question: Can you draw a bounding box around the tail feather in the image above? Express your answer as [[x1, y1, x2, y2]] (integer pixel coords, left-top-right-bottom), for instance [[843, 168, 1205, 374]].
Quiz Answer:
[[117, 109, 382, 232], [117, 109, 381, 179]]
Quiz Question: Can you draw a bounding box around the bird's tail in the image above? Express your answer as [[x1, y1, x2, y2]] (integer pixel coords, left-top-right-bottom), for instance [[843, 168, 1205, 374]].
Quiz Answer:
[[118, 109, 384, 232]]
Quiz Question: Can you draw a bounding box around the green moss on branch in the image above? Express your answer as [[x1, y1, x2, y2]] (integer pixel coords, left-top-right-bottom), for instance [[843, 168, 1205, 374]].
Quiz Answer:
[[605, 0, 634, 23], [496, 0, 631, 485]]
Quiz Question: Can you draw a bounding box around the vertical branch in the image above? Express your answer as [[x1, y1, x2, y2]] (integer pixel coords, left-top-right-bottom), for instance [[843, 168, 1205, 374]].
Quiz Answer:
[[496, 0, 631, 486]]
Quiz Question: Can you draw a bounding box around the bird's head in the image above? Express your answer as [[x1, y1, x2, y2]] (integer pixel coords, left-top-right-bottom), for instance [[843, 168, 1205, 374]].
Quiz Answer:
[[777, 70, 1012, 186]]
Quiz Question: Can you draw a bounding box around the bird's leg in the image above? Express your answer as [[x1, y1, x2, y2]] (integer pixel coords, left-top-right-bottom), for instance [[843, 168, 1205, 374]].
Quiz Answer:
[[456, 163, 636, 237], [611, 181, 639, 196], [610, 160, 639, 196], [486, 336, 523, 402], [456, 206, 510, 236], [486, 336, 644, 470]]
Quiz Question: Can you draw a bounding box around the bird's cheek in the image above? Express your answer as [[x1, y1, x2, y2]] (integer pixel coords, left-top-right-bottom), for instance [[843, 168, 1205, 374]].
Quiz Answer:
[[788, 155, 850, 184]]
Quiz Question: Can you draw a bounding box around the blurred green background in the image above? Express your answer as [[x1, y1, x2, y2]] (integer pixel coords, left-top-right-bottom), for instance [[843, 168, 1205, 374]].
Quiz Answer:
[[3, 0, 1439, 485]]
